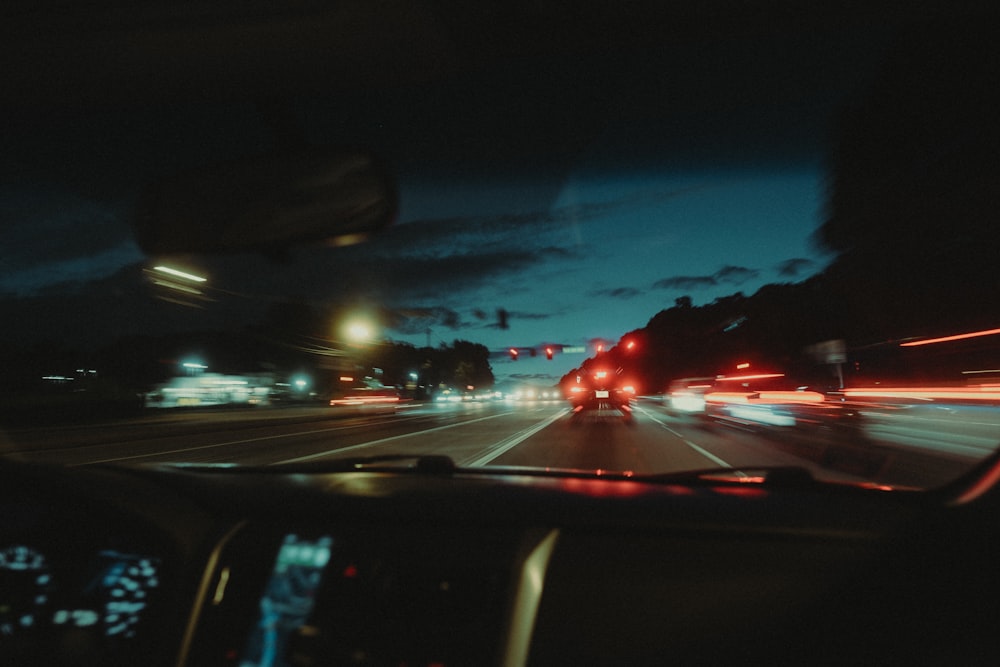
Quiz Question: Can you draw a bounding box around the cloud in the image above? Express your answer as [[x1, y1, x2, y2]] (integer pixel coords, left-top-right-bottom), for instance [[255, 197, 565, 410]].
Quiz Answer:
[[775, 257, 815, 277], [590, 286, 642, 299], [284, 243, 556, 306], [483, 309, 551, 329], [387, 250, 543, 294], [1, 240, 144, 297], [653, 265, 760, 291], [0, 188, 144, 295], [364, 181, 704, 290], [2, 172, 699, 308], [1, 189, 133, 270], [297, 205, 585, 302], [714, 265, 760, 284], [396, 181, 708, 238], [2, 181, 585, 301], [389, 306, 467, 334], [653, 275, 718, 290]]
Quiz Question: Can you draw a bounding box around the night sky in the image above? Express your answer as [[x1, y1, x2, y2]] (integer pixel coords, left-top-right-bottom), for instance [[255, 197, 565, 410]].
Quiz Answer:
[[0, 5, 913, 386]]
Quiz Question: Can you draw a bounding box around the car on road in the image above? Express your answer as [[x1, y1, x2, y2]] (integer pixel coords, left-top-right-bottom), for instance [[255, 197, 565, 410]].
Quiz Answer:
[[2, 2, 1000, 666], [329, 386, 400, 413], [567, 367, 635, 421], [664, 376, 717, 414]]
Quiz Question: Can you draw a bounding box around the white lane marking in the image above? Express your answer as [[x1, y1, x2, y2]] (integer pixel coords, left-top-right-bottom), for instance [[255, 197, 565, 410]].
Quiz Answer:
[[273, 411, 517, 464], [633, 405, 739, 471], [463, 408, 569, 467], [66, 414, 430, 465]]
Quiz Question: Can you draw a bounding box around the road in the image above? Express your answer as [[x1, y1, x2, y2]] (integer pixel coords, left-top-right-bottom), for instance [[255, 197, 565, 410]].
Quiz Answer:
[[5, 398, 991, 489]]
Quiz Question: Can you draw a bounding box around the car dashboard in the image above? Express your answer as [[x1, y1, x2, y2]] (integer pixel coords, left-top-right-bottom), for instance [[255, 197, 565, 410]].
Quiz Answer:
[[3, 458, 1000, 666]]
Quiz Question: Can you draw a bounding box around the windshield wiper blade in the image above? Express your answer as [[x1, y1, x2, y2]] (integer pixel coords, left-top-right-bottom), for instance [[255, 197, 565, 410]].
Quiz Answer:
[[274, 454, 457, 474], [636, 466, 817, 487]]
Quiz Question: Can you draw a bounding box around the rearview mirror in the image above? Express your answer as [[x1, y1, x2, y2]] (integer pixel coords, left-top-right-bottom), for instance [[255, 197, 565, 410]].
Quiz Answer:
[[133, 148, 396, 255]]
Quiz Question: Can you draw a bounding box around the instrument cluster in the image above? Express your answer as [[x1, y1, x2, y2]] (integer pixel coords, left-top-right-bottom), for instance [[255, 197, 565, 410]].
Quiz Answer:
[[0, 500, 168, 666]]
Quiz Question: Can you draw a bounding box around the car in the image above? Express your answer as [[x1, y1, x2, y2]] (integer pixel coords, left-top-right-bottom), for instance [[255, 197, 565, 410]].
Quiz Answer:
[[329, 386, 400, 414], [664, 376, 717, 414], [566, 368, 635, 422], [2, 2, 1000, 666]]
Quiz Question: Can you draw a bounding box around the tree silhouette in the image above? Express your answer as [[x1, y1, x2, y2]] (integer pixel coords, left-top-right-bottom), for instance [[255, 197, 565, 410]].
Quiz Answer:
[[817, 17, 1000, 339]]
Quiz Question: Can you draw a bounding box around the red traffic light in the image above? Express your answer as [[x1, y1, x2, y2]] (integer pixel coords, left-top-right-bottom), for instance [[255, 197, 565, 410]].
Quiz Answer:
[[509, 348, 519, 360], [545, 347, 554, 360]]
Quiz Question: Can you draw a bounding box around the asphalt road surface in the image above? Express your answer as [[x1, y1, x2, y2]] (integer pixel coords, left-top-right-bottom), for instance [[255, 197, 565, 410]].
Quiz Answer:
[[3, 399, 992, 489]]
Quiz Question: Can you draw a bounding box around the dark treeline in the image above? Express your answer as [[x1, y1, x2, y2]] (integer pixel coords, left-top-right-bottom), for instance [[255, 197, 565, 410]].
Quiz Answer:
[[817, 18, 1000, 342], [0, 328, 494, 397], [0, 299, 495, 424], [565, 17, 1000, 392]]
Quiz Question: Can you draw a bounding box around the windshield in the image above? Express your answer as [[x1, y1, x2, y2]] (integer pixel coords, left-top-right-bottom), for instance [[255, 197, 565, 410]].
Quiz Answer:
[[2, 3, 998, 490]]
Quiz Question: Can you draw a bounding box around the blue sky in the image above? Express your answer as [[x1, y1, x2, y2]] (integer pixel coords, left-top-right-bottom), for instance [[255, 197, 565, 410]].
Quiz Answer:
[[1, 16, 879, 388], [388, 165, 826, 385], [0, 154, 827, 389]]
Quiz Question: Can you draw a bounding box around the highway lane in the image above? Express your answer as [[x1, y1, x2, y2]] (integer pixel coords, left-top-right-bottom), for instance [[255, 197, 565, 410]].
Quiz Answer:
[[486, 402, 879, 484], [3, 402, 512, 466], [2, 399, 988, 488], [4, 402, 561, 467], [857, 404, 1000, 459]]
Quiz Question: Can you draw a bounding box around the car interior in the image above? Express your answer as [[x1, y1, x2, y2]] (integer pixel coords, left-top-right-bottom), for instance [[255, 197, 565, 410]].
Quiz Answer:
[[3, 2, 999, 666]]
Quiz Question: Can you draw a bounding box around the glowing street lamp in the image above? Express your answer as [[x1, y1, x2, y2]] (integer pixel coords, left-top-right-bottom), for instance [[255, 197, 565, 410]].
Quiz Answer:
[[343, 318, 375, 343], [182, 360, 207, 375], [153, 265, 207, 282]]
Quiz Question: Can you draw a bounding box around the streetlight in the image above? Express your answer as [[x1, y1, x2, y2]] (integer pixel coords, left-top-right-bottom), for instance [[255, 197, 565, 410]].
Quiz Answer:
[[145, 264, 211, 306], [182, 360, 207, 375], [344, 319, 374, 343], [152, 265, 207, 283]]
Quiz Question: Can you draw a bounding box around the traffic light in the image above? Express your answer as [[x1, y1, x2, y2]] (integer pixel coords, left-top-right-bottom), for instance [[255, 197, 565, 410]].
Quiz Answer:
[[545, 347, 554, 360], [509, 348, 519, 361]]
